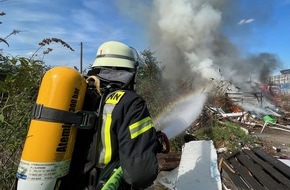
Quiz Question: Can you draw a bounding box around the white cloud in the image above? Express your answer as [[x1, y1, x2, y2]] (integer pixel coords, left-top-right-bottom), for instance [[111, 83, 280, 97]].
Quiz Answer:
[[238, 18, 255, 25]]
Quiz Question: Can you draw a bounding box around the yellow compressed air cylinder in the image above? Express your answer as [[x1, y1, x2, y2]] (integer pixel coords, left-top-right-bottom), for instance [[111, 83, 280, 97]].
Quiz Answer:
[[16, 66, 87, 190]]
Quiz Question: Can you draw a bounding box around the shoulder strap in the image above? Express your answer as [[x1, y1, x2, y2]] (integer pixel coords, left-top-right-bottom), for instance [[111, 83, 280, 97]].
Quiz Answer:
[[85, 86, 114, 188], [85, 87, 109, 171], [82, 81, 124, 189]]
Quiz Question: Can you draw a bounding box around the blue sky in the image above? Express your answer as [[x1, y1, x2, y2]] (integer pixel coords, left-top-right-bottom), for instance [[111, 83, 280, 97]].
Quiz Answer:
[[0, 0, 146, 72], [0, 0, 290, 79]]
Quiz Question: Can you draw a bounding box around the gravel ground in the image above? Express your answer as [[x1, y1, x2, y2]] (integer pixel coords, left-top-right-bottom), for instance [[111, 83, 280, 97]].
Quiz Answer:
[[250, 125, 290, 157]]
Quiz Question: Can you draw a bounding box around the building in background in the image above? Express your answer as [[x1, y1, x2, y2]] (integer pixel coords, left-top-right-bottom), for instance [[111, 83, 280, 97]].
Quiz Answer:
[[268, 69, 290, 95]]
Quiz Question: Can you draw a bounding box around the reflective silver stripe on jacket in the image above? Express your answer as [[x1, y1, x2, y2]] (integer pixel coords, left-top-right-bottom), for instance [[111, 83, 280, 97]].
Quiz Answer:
[[97, 91, 125, 166]]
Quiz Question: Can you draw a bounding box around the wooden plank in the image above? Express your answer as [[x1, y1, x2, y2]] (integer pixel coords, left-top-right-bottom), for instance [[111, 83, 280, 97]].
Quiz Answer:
[[157, 152, 181, 171], [229, 156, 264, 190], [221, 164, 242, 190], [243, 149, 290, 187], [222, 150, 240, 160], [237, 153, 288, 190], [221, 160, 249, 190], [158, 161, 180, 171], [252, 147, 290, 178], [157, 152, 181, 159]]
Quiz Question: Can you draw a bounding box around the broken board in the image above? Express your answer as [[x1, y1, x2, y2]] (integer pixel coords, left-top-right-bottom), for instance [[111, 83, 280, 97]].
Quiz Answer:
[[220, 147, 290, 190]]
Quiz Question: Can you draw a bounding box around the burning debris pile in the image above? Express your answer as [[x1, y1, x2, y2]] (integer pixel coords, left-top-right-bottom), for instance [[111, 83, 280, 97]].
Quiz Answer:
[[154, 92, 290, 190], [185, 89, 290, 156]]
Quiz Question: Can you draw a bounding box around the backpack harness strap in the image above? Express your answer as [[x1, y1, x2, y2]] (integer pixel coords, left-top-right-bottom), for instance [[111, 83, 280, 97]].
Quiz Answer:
[[31, 103, 98, 129], [87, 87, 126, 190], [85, 86, 111, 188]]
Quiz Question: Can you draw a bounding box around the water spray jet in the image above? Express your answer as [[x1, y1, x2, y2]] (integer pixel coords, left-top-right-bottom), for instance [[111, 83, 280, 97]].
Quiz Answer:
[[154, 92, 207, 139]]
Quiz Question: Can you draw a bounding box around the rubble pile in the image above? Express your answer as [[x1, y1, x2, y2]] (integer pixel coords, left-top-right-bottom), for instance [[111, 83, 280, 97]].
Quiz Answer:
[[153, 91, 290, 189], [197, 91, 290, 157]]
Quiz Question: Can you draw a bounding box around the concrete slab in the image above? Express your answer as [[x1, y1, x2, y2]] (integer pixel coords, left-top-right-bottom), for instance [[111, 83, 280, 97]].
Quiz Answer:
[[159, 140, 222, 190]]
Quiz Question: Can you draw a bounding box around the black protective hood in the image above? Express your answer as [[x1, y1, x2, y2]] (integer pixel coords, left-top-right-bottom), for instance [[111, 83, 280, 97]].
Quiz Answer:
[[96, 68, 135, 87]]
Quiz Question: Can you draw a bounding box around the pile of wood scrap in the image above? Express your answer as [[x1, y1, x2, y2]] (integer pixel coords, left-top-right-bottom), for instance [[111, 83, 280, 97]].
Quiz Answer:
[[205, 105, 290, 133], [219, 147, 290, 190]]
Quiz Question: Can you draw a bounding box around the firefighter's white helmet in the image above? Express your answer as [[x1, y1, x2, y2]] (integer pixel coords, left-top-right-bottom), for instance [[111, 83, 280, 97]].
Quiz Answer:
[[92, 41, 138, 69]]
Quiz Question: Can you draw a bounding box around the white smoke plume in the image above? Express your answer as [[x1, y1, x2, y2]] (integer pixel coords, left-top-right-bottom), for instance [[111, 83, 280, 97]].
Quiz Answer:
[[116, 0, 281, 91]]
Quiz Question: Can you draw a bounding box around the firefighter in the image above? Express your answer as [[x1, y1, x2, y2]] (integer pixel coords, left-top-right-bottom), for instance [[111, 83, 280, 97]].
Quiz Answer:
[[87, 41, 159, 189]]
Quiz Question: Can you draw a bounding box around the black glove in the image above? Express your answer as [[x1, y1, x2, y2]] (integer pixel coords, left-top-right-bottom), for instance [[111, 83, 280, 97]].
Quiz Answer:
[[156, 131, 170, 154]]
